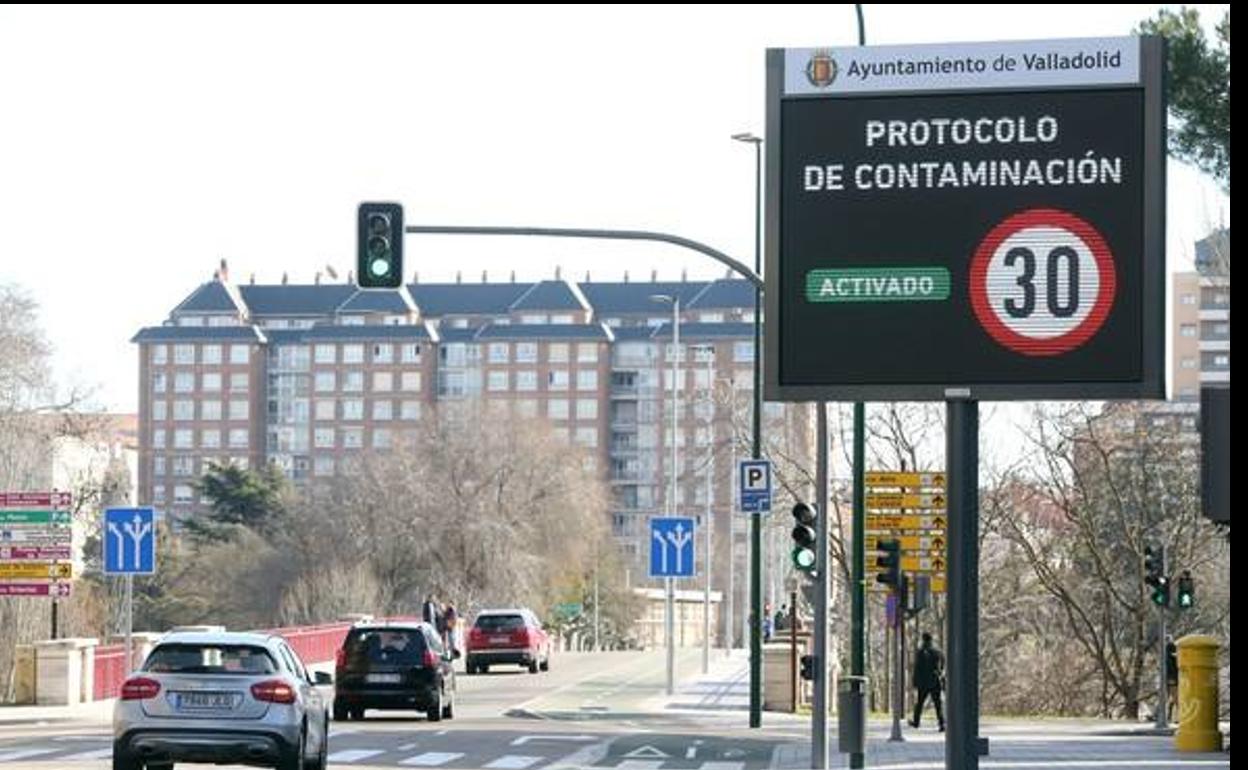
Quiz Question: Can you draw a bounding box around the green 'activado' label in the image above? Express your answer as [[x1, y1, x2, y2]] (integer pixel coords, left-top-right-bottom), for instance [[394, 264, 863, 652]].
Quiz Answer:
[[805, 267, 951, 303]]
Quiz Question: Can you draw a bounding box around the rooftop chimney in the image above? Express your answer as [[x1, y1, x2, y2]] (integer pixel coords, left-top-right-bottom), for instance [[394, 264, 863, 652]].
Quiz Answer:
[[412, 271, 419, 283], [585, 271, 591, 282], [456, 271, 462, 284], [347, 270, 354, 284], [249, 273, 255, 285], [315, 272, 322, 285], [281, 271, 288, 285], [510, 270, 516, 283], [624, 271, 630, 283], [651, 269, 658, 282], [555, 266, 562, 280], [482, 270, 488, 283], [681, 268, 687, 282], [219, 258, 229, 283]]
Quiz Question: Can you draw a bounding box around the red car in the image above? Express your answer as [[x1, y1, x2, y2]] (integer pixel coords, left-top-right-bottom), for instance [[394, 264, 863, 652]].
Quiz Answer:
[[465, 609, 551, 675]]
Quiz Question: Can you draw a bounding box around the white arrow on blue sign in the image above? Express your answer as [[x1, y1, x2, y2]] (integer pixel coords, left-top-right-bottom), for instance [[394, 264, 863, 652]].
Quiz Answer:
[[738, 459, 773, 514], [649, 517, 696, 579], [103, 508, 157, 575]]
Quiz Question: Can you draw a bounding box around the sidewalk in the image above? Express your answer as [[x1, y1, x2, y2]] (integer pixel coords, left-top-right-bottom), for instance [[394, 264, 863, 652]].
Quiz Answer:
[[638, 649, 808, 729]]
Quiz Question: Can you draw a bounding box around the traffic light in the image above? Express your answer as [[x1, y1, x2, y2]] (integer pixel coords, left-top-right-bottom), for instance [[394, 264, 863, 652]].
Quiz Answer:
[[875, 538, 901, 589], [1143, 545, 1169, 607], [1177, 570, 1195, 609], [790, 502, 817, 573], [357, 202, 404, 288], [800, 654, 817, 681]]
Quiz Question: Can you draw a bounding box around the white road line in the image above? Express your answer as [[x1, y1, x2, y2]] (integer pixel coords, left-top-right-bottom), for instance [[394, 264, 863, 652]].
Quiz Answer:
[[398, 742, 420, 751], [327, 748, 386, 763], [698, 762, 746, 770], [400, 751, 465, 766], [510, 735, 597, 746], [0, 748, 58, 762], [615, 762, 665, 770], [484, 755, 543, 769], [61, 748, 114, 761]]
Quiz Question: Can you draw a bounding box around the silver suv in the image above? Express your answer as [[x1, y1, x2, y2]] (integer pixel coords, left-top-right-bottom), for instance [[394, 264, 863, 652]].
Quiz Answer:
[[112, 631, 331, 770]]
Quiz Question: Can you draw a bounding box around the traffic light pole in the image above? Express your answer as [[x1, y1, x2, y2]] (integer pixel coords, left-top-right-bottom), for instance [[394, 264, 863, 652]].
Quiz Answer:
[[1155, 547, 1168, 729], [947, 399, 982, 770], [812, 403, 830, 769]]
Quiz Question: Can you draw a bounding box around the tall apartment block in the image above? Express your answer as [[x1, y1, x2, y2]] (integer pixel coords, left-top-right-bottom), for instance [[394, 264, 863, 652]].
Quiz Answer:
[[1172, 228, 1230, 401], [134, 265, 813, 643]]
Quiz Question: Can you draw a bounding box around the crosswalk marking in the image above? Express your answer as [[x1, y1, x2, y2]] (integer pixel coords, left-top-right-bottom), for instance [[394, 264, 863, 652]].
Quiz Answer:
[[327, 748, 386, 763], [60, 748, 114, 761], [0, 749, 58, 762], [400, 751, 466, 766], [697, 763, 746, 770], [484, 755, 544, 769], [614, 762, 665, 770]]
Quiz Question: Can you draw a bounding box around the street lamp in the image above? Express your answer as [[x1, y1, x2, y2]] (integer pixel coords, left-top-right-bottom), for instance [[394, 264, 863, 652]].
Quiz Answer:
[[694, 343, 716, 674], [732, 130, 765, 727], [650, 293, 680, 696]]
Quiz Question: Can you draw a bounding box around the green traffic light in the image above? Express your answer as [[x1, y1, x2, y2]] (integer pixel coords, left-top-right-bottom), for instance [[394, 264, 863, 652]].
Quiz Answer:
[[792, 547, 816, 572]]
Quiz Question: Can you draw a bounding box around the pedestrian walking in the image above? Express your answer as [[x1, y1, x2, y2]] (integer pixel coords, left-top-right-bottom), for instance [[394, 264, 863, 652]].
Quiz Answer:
[[910, 631, 945, 731], [444, 601, 460, 653], [422, 593, 443, 631]]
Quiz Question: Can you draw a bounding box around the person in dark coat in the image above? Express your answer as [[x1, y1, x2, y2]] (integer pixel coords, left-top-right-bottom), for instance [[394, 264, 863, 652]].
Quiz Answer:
[[422, 593, 443, 631], [910, 631, 945, 731]]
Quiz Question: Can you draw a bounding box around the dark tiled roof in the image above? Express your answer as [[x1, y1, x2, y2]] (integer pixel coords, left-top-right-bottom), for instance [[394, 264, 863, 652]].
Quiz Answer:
[[650, 322, 754, 340], [265, 324, 432, 343], [131, 326, 266, 343], [575, 281, 709, 314], [172, 282, 243, 314], [408, 283, 529, 316], [437, 326, 483, 342], [238, 285, 357, 316], [509, 280, 586, 312], [610, 326, 662, 341], [687, 279, 755, 309], [476, 323, 612, 341], [336, 288, 414, 313]]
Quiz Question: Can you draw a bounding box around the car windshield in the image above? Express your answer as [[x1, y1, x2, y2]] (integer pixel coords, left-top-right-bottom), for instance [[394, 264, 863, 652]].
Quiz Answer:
[[145, 644, 277, 675], [474, 614, 525, 631], [343, 629, 427, 666]]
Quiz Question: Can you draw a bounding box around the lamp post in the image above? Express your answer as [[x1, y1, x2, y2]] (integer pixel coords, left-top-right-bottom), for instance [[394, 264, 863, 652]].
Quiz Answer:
[[732, 130, 765, 727], [696, 344, 715, 674], [651, 293, 681, 696]]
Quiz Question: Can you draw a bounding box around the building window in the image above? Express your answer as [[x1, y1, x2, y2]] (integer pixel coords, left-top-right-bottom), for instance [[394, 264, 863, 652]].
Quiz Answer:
[[227, 428, 248, 448], [152, 400, 167, 421], [489, 342, 510, 363], [548, 343, 569, 363], [314, 344, 336, 364], [577, 399, 598, 420], [153, 429, 166, 448], [230, 372, 249, 391], [153, 456, 166, 476], [230, 344, 250, 364], [1181, 357, 1197, 370], [173, 429, 193, 449], [174, 373, 194, 393], [733, 341, 755, 362], [152, 484, 166, 503], [516, 371, 537, 391], [342, 399, 364, 420], [342, 427, 364, 448], [201, 429, 221, 449], [173, 344, 195, 364], [516, 342, 538, 363], [515, 399, 538, 418], [373, 344, 393, 363], [228, 400, 248, 420], [152, 372, 168, 392], [315, 399, 335, 420], [548, 399, 569, 419], [343, 344, 365, 364], [576, 370, 598, 391], [553, 314, 575, 325], [314, 456, 334, 476], [373, 400, 393, 421], [202, 372, 222, 392], [174, 485, 194, 504], [577, 343, 599, 363], [373, 372, 393, 392], [314, 428, 335, 449], [401, 371, 422, 391], [1181, 293, 1196, 305], [401, 400, 422, 420], [151, 345, 167, 365], [173, 456, 195, 476], [202, 344, 222, 364], [1181, 324, 1197, 337], [371, 428, 391, 449], [700, 312, 724, 323], [401, 343, 422, 363], [1214, 354, 1230, 367], [548, 370, 569, 391], [488, 370, 509, 392], [520, 314, 547, 325], [201, 400, 222, 420], [343, 371, 364, 392], [315, 371, 336, 392], [576, 427, 598, 447]]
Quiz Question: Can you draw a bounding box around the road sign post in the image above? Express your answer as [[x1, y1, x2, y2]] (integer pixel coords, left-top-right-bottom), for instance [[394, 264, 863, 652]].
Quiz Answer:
[[104, 507, 158, 675], [1, 492, 74, 636], [738, 460, 774, 514]]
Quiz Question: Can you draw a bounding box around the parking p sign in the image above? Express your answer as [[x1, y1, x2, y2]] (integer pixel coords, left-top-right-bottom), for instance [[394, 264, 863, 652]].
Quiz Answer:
[[739, 459, 773, 514]]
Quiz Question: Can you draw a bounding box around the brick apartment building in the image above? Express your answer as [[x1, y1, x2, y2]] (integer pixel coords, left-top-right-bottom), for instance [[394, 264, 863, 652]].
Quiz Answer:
[[134, 265, 813, 643]]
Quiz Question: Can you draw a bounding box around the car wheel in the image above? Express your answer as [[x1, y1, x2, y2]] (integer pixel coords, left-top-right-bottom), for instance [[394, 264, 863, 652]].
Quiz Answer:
[[540, 652, 550, 672], [427, 685, 444, 722], [351, 708, 365, 721], [480, 663, 489, 674], [528, 659, 539, 674], [304, 718, 329, 770], [333, 700, 349, 721], [278, 727, 305, 770]]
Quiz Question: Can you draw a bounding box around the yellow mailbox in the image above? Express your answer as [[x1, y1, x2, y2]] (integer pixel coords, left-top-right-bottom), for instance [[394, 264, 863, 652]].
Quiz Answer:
[[1175, 634, 1223, 752]]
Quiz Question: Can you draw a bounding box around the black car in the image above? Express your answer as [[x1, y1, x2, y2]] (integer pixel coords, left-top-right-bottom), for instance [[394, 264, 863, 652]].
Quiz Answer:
[[332, 622, 456, 722]]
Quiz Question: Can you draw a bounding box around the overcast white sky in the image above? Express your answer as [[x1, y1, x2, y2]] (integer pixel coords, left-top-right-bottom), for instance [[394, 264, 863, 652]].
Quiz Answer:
[[0, 4, 1230, 413]]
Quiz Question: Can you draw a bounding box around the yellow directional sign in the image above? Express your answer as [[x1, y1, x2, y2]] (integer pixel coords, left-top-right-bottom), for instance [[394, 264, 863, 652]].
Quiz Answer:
[[866, 493, 947, 510], [869, 574, 947, 593], [901, 555, 946, 572], [865, 534, 946, 552], [866, 514, 947, 531], [0, 562, 72, 579], [865, 471, 946, 489]]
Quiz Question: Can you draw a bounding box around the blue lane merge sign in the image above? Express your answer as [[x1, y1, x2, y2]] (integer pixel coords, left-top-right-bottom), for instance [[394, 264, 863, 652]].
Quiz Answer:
[[739, 459, 773, 513], [103, 507, 157, 575], [649, 517, 696, 579]]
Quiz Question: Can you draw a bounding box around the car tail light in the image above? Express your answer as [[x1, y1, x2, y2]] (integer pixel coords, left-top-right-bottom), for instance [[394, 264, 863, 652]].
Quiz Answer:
[[335, 648, 346, 670], [423, 649, 439, 669], [250, 679, 297, 704], [514, 628, 532, 646], [120, 677, 161, 700]]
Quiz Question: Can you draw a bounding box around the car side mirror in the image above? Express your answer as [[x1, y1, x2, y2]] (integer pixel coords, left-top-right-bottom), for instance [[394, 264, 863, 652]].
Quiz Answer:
[[313, 671, 333, 686]]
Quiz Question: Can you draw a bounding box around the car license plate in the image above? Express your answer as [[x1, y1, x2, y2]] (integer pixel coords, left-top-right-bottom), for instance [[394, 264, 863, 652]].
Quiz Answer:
[[175, 691, 237, 710], [490, 635, 510, 645], [366, 673, 401, 684]]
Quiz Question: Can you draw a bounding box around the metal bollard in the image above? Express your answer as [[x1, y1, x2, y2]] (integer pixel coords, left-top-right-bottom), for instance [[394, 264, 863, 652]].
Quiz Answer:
[[837, 675, 867, 754]]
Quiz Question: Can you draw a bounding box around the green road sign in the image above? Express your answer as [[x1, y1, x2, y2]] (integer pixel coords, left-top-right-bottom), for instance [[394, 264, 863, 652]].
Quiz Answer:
[[554, 602, 583, 618], [805, 267, 951, 303], [0, 510, 71, 525]]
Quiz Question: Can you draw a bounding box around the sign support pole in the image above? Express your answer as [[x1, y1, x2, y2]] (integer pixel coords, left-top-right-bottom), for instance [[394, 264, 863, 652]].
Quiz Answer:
[[1155, 548, 1168, 729], [946, 399, 982, 769], [851, 402, 866, 769], [812, 403, 830, 768], [125, 574, 134, 674], [51, 599, 59, 640]]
